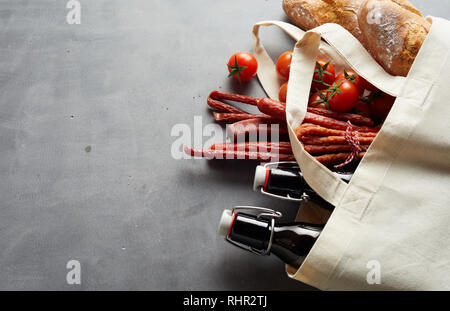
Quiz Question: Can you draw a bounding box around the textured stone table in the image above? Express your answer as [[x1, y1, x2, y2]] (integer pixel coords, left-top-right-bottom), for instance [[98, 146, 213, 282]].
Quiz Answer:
[[0, 0, 447, 290]]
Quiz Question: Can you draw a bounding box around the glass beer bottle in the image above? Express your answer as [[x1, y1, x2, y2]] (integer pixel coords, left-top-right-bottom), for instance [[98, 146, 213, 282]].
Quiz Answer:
[[218, 207, 323, 269]]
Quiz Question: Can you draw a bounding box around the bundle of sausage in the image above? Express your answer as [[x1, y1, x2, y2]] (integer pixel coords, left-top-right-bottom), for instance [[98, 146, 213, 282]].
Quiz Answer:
[[184, 91, 295, 162], [184, 90, 381, 167]]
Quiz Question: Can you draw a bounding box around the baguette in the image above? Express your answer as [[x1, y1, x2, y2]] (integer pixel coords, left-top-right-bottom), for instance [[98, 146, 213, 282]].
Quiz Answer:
[[282, 0, 431, 76], [282, 0, 364, 42], [358, 0, 431, 76]]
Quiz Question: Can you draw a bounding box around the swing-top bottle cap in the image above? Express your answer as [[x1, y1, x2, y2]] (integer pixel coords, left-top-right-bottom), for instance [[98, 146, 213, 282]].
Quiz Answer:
[[253, 165, 269, 192], [218, 209, 234, 237]]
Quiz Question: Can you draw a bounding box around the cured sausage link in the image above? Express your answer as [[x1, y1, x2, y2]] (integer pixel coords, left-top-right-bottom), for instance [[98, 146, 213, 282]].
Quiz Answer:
[[296, 123, 378, 138], [209, 91, 378, 130], [307, 107, 374, 126], [229, 94, 378, 128], [300, 135, 374, 146], [207, 97, 247, 114], [304, 112, 379, 133], [304, 144, 368, 155], [257, 98, 287, 121], [184, 146, 296, 161], [209, 90, 260, 106], [211, 142, 293, 154], [213, 112, 272, 123]]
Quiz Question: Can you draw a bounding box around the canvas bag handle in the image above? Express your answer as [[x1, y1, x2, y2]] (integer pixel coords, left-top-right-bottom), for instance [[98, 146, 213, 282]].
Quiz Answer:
[[252, 21, 406, 206]]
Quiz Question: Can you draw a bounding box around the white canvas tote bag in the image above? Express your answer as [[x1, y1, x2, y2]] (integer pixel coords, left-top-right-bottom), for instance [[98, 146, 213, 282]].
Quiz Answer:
[[253, 17, 450, 290]]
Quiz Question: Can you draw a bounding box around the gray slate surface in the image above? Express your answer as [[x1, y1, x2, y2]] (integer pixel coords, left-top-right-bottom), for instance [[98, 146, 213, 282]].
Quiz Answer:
[[0, 0, 447, 290]]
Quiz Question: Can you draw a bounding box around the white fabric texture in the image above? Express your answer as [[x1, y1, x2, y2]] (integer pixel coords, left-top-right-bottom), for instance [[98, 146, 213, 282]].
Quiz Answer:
[[253, 18, 450, 290]]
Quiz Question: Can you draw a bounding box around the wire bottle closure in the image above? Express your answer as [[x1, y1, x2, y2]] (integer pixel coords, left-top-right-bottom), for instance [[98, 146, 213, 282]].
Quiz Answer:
[[225, 206, 282, 256]]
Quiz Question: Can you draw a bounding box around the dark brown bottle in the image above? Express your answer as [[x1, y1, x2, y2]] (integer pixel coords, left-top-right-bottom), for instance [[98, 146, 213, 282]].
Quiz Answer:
[[253, 161, 352, 209], [218, 207, 322, 269]]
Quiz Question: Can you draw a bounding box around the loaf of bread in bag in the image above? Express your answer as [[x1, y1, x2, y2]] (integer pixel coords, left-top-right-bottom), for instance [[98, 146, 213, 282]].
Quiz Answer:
[[282, 0, 431, 76], [358, 0, 431, 76], [282, 0, 365, 41]]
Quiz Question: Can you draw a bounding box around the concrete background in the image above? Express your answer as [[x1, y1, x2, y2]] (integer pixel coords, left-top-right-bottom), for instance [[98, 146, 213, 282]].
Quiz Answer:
[[0, 0, 447, 290]]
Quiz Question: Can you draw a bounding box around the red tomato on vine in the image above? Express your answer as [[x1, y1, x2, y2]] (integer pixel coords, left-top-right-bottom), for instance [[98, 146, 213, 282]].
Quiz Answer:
[[326, 80, 359, 112], [311, 59, 335, 90]]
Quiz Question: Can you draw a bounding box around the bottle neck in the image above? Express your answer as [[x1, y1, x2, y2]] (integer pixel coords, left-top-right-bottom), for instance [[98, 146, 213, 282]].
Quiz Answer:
[[271, 223, 322, 268], [264, 167, 335, 210], [255, 163, 352, 209]]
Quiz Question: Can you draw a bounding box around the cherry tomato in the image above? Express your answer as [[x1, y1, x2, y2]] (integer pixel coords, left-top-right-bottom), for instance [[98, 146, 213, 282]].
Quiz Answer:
[[336, 70, 368, 95], [278, 82, 288, 103], [276, 51, 293, 80], [311, 59, 335, 90], [308, 90, 327, 108], [371, 92, 395, 122], [227, 52, 258, 83], [353, 100, 372, 118], [327, 80, 359, 112]]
